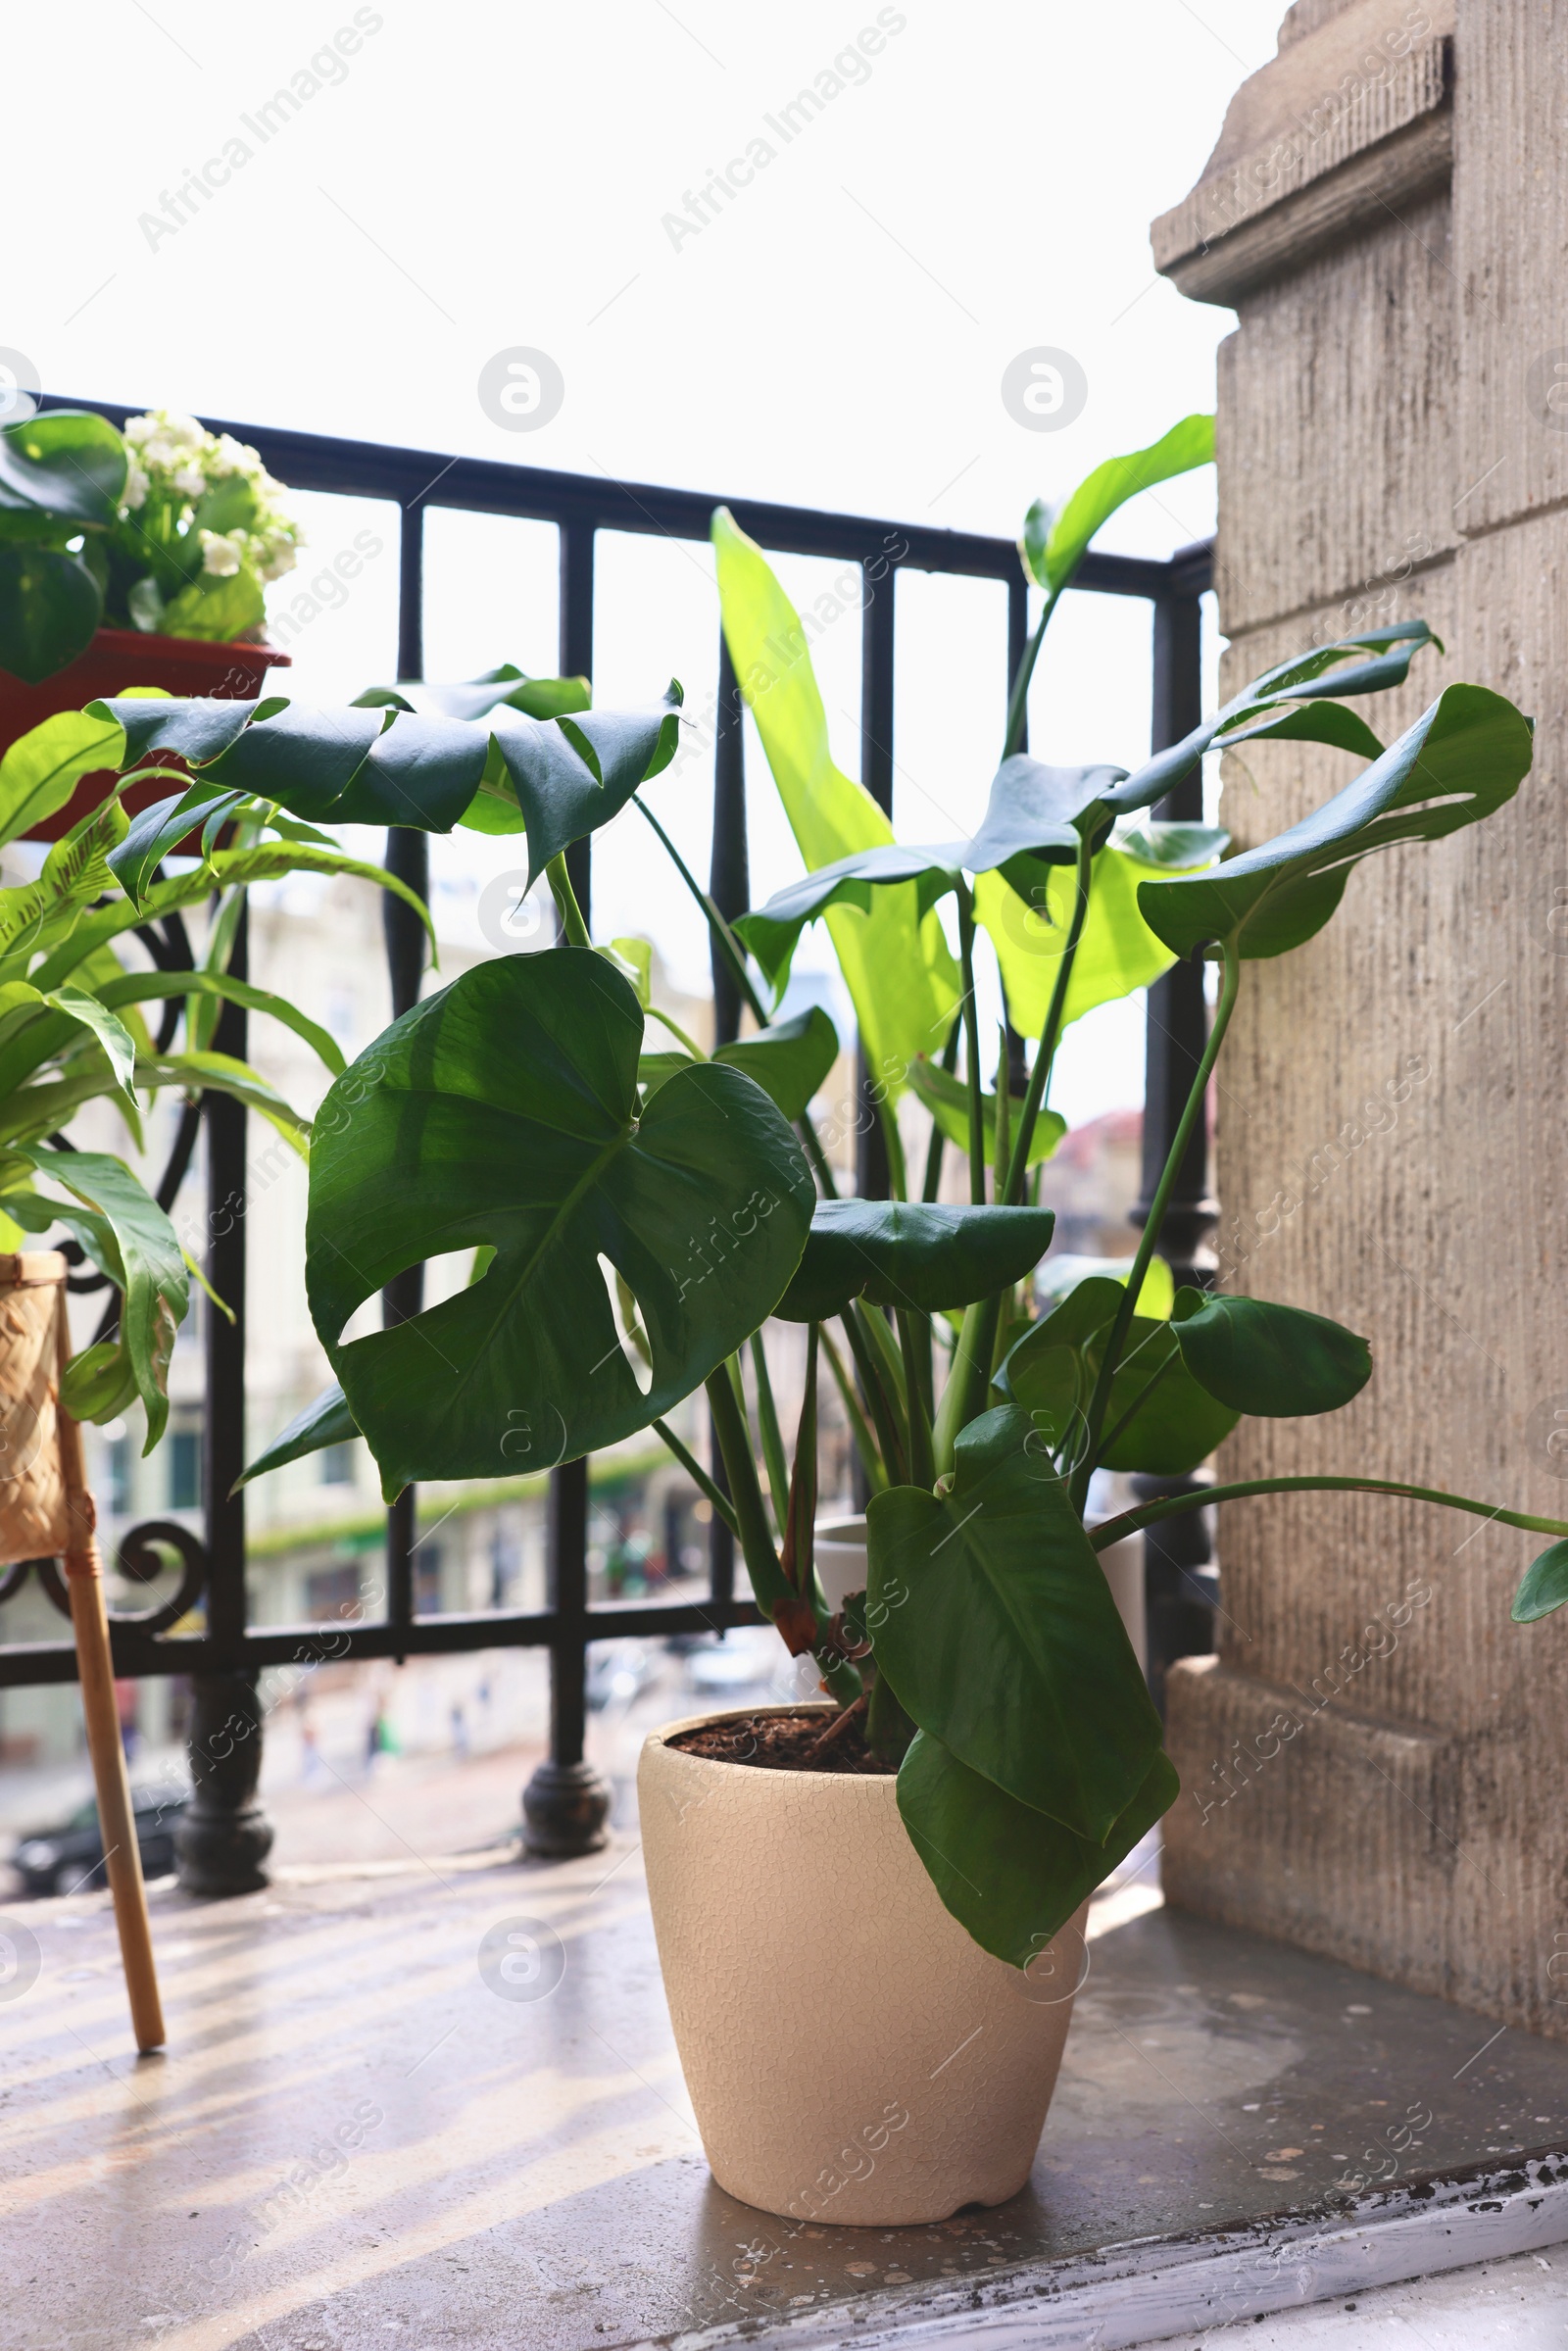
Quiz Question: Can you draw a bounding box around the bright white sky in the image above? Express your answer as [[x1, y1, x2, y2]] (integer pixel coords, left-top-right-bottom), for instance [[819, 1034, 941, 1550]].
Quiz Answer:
[[11, 0, 1289, 1124]]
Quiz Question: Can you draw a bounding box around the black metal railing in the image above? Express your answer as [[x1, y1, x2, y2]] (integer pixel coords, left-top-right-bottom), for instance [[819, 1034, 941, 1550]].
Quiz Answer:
[[1, 398, 1216, 1886]]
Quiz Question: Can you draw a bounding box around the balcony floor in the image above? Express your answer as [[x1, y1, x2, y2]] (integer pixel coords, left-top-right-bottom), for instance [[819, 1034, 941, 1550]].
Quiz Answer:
[[10, 1828, 1568, 2350]]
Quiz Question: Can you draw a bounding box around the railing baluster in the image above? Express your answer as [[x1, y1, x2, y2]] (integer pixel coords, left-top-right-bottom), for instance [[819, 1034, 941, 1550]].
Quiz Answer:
[[705, 628, 748, 1612], [382, 497, 429, 1664], [176, 903, 273, 1895], [1134, 587, 1219, 1713], [522, 517, 612, 1857], [856, 557, 898, 1204]]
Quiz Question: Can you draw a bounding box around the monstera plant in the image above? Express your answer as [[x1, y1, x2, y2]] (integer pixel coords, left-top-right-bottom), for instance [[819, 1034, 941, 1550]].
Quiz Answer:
[[80, 441, 1568, 1976]]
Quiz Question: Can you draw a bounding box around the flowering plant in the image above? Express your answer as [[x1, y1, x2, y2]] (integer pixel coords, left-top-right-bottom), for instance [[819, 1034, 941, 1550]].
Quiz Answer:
[[0, 405, 301, 684], [108, 409, 301, 643]]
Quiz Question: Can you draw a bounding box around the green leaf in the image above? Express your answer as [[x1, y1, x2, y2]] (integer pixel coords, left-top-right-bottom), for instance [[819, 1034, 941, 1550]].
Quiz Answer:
[[19, 1147, 187, 1449], [775, 1199, 1055, 1323], [907, 1053, 1064, 1170], [1117, 620, 1440, 816], [160, 563, 266, 644], [0, 710, 125, 845], [1088, 1316, 1240, 1473], [1172, 1288, 1371, 1415], [711, 507, 959, 1089], [898, 1731, 1178, 1967], [607, 935, 653, 1005], [42, 987, 138, 1106], [0, 410, 127, 526], [1022, 416, 1214, 595], [355, 665, 592, 724], [305, 948, 814, 1494], [1140, 684, 1534, 962], [0, 546, 102, 683], [714, 1005, 838, 1122], [735, 847, 960, 1002], [61, 1338, 140, 1425], [999, 1274, 1239, 1475], [1512, 1542, 1568, 1625], [94, 968, 347, 1077], [89, 684, 683, 886], [866, 1404, 1162, 1837], [135, 1050, 311, 1151], [1033, 1252, 1174, 1321], [236, 1383, 359, 1491]]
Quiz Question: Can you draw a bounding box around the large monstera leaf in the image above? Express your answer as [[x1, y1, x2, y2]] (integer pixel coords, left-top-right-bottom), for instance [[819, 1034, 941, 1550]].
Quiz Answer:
[[1139, 682, 1534, 961], [898, 1732, 1178, 1967], [95, 681, 684, 905], [866, 1406, 1162, 1839], [306, 949, 814, 1494]]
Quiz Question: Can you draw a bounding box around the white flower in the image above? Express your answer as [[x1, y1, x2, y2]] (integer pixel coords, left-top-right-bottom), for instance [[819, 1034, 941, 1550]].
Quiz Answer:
[[173, 464, 207, 498], [259, 542, 298, 582], [162, 411, 205, 448], [212, 434, 249, 478], [122, 459, 149, 512], [123, 414, 158, 447], [200, 528, 244, 578], [141, 436, 177, 473]]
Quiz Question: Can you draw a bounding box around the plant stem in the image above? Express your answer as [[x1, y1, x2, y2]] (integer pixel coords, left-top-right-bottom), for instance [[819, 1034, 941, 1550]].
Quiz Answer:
[[651, 1416, 740, 1539], [1092, 1347, 1178, 1469], [630, 794, 837, 1198], [797, 1108, 839, 1200], [1003, 587, 1059, 762], [546, 854, 591, 948], [1071, 939, 1239, 1514], [632, 793, 767, 1025], [705, 1365, 792, 1611], [956, 887, 986, 1204], [750, 1331, 790, 1537], [919, 1018, 961, 1202], [644, 1003, 707, 1059], [876, 1093, 908, 1201], [1088, 1475, 1568, 1554], [842, 1305, 907, 1486], [896, 1308, 935, 1488], [1004, 829, 1094, 1203], [820, 1322, 886, 1494]]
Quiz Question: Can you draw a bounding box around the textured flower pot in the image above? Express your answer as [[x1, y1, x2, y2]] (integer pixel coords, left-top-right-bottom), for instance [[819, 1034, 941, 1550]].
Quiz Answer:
[[0, 1252, 73, 1566], [639, 1703, 1088, 2225], [0, 627, 290, 838]]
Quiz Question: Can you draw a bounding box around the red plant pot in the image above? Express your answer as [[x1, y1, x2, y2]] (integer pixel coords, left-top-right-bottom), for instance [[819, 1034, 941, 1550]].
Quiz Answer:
[[0, 628, 292, 841]]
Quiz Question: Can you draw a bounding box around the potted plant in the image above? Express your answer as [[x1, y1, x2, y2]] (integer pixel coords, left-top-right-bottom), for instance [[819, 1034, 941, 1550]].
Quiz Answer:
[[0, 701, 426, 1559], [0, 407, 301, 830], [87, 428, 1568, 2227]]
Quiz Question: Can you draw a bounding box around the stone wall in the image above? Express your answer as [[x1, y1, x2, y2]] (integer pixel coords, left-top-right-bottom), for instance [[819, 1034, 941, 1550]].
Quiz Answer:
[[1152, 0, 1568, 2031]]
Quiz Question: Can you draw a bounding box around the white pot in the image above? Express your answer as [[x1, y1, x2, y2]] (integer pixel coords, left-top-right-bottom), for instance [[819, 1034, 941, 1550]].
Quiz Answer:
[[812, 1514, 867, 1613], [639, 1703, 1088, 2225]]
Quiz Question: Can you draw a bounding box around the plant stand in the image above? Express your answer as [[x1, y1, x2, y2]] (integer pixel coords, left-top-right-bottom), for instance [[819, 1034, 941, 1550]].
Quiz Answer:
[[0, 1257, 165, 2051]]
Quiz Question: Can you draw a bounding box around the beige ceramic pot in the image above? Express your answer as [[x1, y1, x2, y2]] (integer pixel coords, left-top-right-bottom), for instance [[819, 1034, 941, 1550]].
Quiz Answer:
[[639, 1703, 1089, 2225]]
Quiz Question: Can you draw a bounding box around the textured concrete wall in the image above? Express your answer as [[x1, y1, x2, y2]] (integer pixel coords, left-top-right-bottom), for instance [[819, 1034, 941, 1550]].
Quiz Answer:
[[1152, 2, 1568, 2032]]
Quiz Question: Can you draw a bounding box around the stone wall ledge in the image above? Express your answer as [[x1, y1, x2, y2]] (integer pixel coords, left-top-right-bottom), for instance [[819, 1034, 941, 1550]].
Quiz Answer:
[[1153, 32, 1451, 307]]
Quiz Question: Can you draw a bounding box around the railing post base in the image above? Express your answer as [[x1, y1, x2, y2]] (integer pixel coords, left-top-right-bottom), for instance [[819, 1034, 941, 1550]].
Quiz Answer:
[[521, 1758, 612, 1858], [174, 1671, 273, 1897]]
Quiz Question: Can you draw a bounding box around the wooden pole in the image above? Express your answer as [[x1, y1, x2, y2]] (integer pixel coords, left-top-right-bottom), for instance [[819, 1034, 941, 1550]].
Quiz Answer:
[[55, 1295, 166, 2053]]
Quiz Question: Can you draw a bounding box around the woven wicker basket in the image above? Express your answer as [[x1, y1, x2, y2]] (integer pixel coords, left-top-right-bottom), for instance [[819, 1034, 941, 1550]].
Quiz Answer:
[[0, 1252, 73, 1566]]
